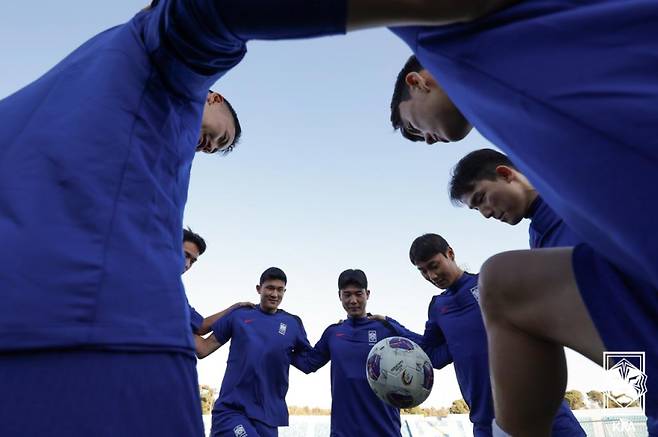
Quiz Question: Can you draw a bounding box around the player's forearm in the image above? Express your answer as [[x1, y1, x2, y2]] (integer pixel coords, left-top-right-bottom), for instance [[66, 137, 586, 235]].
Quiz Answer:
[[347, 0, 520, 31], [198, 302, 247, 335], [195, 334, 222, 359]]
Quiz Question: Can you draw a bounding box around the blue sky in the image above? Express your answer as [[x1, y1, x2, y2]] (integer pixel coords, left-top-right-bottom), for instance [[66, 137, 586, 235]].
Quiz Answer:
[[2, 0, 609, 408]]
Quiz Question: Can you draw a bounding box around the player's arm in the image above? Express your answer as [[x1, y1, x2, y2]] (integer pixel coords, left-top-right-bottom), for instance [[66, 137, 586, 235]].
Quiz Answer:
[[195, 306, 236, 359], [418, 319, 453, 369], [194, 333, 224, 359], [347, 0, 521, 31], [197, 301, 255, 335], [378, 315, 453, 368], [291, 328, 331, 374]]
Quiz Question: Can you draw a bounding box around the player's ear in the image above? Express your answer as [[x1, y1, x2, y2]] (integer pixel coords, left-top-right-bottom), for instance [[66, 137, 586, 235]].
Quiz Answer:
[[495, 165, 515, 182], [256, 284, 261, 294], [405, 72, 429, 93], [365, 289, 370, 299], [446, 247, 455, 261]]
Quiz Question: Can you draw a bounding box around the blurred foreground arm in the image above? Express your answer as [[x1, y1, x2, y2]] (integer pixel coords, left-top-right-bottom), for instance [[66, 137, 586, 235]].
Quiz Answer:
[[347, 0, 521, 31]]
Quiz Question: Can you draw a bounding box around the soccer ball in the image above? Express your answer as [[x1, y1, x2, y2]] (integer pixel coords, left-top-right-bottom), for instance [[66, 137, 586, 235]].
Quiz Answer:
[[366, 336, 434, 408]]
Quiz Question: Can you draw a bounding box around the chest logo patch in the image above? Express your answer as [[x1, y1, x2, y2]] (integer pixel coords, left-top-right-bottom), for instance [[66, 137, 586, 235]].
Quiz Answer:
[[470, 286, 481, 303], [233, 425, 247, 437], [278, 322, 287, 336], [368, 330, 377, 344]]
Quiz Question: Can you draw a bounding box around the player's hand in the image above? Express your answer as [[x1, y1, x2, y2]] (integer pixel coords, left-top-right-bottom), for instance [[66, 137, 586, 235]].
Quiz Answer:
[[233, 301, 256, 309], [368, 314, 386, 321]]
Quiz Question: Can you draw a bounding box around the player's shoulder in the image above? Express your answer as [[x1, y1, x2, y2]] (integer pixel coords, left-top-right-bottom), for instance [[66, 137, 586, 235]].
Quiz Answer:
[[369, 314, 398, 332], [322, 320, 344, 335], [277, 309, 305, 326]]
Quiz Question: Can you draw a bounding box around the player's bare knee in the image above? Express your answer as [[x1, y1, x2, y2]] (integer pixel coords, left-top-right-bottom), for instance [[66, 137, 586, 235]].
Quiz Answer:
[[479, 251, 520, 318]]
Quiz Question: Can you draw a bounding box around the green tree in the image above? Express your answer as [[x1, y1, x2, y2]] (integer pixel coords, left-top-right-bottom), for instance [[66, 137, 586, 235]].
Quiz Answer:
[[199, 385, 217, 415], [449, 399, 470, 414], [564, 390, 586, 410], [587, 390, 604, 408]]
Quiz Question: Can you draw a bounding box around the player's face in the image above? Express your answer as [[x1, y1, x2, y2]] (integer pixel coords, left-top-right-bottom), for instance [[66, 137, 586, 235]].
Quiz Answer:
[[460, 177, 531, 225], [257, 279, 286, 313], [198, 93, 236, 154], [415, 250, 462, 290], [182, 241, 201, 273], [398, 71, 472, 144], [339, 286, 369, 318]]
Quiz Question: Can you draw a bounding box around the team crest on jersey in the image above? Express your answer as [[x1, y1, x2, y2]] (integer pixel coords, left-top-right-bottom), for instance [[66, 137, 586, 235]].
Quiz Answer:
[[368, 330, 377, 343], [470, 286, 480, 303], [233, 424, 247, 437], [278, 322, 287, 335]]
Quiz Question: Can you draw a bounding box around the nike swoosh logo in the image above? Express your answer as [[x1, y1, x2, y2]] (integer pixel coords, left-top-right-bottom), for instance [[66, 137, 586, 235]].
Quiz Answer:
[[336, 333, 346, 337], [244, 319, 254, 324]]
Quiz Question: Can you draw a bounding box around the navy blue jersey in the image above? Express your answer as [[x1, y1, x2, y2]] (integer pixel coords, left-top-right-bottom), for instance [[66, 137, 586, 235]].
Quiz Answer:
[[528, 197, 582, 249], [390, 0, 658, 288], [421, 273, 583, 435], [0, 0, 345, 353], [422, 273, 493, 428], [293, 316, 422, 437], [189, 304, 204, 334], [211, 306, 312, 427]]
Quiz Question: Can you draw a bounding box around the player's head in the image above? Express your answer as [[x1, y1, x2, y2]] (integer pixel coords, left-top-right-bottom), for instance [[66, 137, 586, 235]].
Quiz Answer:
[[338, 269, 370, 318], [182, 227, 206, 273], [409, 234, 463, 290], [390, 55, 472, 144], [197, 90, 242, 154], [257, 267, 287, 313], [449, 148, 537, 225]]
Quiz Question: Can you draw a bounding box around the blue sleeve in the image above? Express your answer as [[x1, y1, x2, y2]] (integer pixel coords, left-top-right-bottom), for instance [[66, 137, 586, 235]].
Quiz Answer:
[[387, 317, 453, 369], [291, 326, 331, 374], [385, 317, 424, 345], [189, 304, 204, 334], [292, 316, 313, 353], [419, 319, 453, 369], [210, 307, 236, 345], [141, 0, 346, 95]]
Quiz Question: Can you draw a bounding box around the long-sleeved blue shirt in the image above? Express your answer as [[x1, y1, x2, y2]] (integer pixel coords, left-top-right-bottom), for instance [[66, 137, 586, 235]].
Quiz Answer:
[[0, 0, 345, 353], [527, 197, 582, 249], [293, 316, 426, 437], [211, 306, 311, 427], [391, 0, 658, 288], [418, 272, 584, 436]]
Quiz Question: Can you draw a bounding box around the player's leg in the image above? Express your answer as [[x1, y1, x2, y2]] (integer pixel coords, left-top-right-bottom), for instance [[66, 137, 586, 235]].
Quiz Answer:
[[211, 407, 261, 437], [0, 350, 204, 437], [473, 422, 492, 436], [479, 247, 604, 437], [550, 401, 585, 436]]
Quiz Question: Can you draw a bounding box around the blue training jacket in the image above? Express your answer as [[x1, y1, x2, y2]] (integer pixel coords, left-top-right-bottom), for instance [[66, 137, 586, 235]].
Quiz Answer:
[[528, 197, 582, 249], [391, 0, 658, 288], [418, 272, 584, 436], [211, 306, 312, 427], [0, 0, 345, 353], [294, 316, 427, 437]]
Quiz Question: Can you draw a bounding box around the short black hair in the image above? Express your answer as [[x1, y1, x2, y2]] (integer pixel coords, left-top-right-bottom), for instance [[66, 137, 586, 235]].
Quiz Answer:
[[208, 90, 243, 155], [337, 269, 368, 290], [409, 233, 450, 265], [449, 148, 518, 205], [260, 267, 287, 285], [390, 55, 425, 142], [183, 227, 206, 255]]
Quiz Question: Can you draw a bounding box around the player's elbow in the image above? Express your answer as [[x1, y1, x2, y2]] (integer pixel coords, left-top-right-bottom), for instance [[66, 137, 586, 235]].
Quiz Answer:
[[195, 348, 210, 359]]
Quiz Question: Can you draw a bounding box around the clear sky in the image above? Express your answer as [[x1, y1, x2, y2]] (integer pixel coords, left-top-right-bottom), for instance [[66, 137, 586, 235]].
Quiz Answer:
[[2, 0, 610, 409]]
